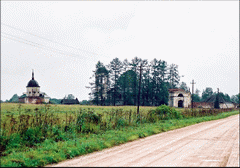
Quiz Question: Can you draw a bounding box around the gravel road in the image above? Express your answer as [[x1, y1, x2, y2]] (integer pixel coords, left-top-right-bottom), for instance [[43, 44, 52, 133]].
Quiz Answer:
[[47, 114, 239, 167]]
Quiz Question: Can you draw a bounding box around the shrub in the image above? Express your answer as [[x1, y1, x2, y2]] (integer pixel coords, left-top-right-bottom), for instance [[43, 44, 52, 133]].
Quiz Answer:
[[152, 105, 183, 120], [116, 118, 128, 128], [147, 109, 158, 123], [76, 110, 102, 133]]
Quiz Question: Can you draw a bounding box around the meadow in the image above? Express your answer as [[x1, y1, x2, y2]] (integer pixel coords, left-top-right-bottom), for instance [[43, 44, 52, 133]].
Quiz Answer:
[[0, 103, 238, 167]]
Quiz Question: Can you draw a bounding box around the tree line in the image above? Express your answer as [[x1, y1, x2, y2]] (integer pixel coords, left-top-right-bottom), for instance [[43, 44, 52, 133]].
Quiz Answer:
[[4, 94, 91, 105], [88, 57, 240, 106], [88, 57, 181, 106], [179, 84, 239, 104]]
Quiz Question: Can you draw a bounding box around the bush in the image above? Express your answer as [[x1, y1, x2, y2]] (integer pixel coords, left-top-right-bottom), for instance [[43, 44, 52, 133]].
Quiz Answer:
[[148, 105, 183, 121], [116, 118, 127, 128]]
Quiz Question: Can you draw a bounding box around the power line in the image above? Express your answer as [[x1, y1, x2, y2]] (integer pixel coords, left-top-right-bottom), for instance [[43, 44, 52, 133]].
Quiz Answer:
[[1, 22, 97, 55], [2, 32, 86, 58], [2, 35, 81, 58]]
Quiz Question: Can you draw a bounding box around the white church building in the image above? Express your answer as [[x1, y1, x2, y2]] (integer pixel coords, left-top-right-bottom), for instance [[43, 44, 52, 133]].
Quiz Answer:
[[19, 70, 50, 104], [168, 88, 191, 108]]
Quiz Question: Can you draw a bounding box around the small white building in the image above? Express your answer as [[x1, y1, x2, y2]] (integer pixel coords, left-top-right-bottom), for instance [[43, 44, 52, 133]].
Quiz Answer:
[[168, 88, 191, 108]]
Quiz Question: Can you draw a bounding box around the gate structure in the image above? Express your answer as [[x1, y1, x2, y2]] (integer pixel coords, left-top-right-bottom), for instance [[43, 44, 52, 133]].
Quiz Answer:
[[168, 89, 191, 108]]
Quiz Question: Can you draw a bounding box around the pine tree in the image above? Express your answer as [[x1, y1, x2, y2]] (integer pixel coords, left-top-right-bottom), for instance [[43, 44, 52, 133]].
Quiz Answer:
[[130, 57, 142, 105], [122, 59, 130, 105], [202, 87, 213, 101], [118, 70, 137, 105], [109, 58, 123, 106], [167, 64, 180, 89], [92, 61, 109, 105], [150, 58, 159, 106]]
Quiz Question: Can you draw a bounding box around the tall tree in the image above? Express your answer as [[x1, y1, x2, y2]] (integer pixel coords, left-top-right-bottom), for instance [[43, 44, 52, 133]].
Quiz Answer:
[[224, 93, 231, 102], [109, 57, 123, 106], [201, 87, 213, 101], [150, 58, 159, 106], [192, 94, 201, 102], [158, 82, 169, 105], [230, 94, 239, 104], [141, 64, 151, 106], [167, 64, 180, 89], [179, 82, 189, 92], [118, 70, 137, 105], [196, 89, 201, 97], [137, 59, 148, 107], [130, 57, 142, 105], [9, 94, 19, 103], [93, 61, 109, 105], [158, 60, 168, 82], [122, 59, 130, 105], [158, 60, 169, 105], [67, 94, 75, 99], [192, 88, 201, 102]]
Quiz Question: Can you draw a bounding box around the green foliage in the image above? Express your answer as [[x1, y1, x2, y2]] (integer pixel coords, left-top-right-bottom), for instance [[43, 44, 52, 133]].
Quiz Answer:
[[92, 61, 109, 106], [179, 82, 189, 92], [150, 105, 183, 120], [1, 103, 238, 167], [49, 98, 61, 104], [118, 70, 137, 105], [2, 110, 238, 167], [192, 94, 201, 102], [66, 94, 74, 99], [80, 100, 91, 105], [202, 87, 213, 101], [167, 64, 180, 89], [88, 57, 179, 106], [9, 94, 19, 103]]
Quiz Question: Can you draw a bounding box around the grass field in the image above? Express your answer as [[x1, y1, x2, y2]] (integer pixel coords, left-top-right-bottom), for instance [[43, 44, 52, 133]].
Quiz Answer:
[[0, 103, 238, 167]]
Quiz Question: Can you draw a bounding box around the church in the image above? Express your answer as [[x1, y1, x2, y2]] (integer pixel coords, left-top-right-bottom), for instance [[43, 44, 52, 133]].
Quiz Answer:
[[19, 70, 50, 104]]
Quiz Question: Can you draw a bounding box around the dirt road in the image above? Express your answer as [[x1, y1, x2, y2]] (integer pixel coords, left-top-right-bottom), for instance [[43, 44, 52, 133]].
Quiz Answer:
[[48, 115, 239, 167]]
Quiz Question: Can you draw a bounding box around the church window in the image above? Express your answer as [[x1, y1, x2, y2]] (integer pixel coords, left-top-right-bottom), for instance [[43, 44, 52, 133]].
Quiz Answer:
[[178, 93, 184, 97]]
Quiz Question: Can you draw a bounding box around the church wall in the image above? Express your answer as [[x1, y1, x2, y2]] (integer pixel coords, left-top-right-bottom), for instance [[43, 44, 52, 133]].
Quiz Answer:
[[169, 91, 191, 108], [19, 98, 25, 103], [220, 103, 235, 109], [27, 87, 40, 97], [43, 98, 50, 103], [25, 97, 43, 104], [192, 102, 213, 108]]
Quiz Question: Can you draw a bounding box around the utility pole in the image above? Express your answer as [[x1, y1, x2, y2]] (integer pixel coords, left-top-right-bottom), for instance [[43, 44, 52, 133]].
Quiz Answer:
[[190, 79, 196, 109], [136, 63, 149, 115], [137, 64, 143, 115]]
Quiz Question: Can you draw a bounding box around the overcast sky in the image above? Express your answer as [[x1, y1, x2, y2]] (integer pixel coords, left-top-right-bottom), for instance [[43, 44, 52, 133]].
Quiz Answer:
[[1, 1, 239, 101]]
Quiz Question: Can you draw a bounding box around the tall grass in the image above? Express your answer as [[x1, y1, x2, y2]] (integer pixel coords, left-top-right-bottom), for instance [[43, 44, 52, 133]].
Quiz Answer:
[[0, 103, 238, 167]]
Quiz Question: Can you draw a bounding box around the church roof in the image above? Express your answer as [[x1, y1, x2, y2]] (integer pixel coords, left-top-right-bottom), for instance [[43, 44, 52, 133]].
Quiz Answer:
[[203, 94, 230, 103], [168, 88, 186, 93], [61, 98, 79, 105], [26, 70, 40, 87], [27, 80, 40, 87]]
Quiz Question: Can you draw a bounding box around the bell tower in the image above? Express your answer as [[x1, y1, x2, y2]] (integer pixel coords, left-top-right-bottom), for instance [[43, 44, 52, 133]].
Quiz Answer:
[[26, 69, 40, 97]]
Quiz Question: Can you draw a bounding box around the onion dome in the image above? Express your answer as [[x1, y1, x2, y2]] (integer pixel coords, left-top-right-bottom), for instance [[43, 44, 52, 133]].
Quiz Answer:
[[26, 70, 40, 87]]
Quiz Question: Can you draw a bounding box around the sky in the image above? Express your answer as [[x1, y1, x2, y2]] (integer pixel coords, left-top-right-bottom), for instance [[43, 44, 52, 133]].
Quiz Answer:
[[1, 1, 239, 101]]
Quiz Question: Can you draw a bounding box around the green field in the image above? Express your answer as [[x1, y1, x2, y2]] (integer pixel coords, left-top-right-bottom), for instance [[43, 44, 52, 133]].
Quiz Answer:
[[0, 103, 238, 167]]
